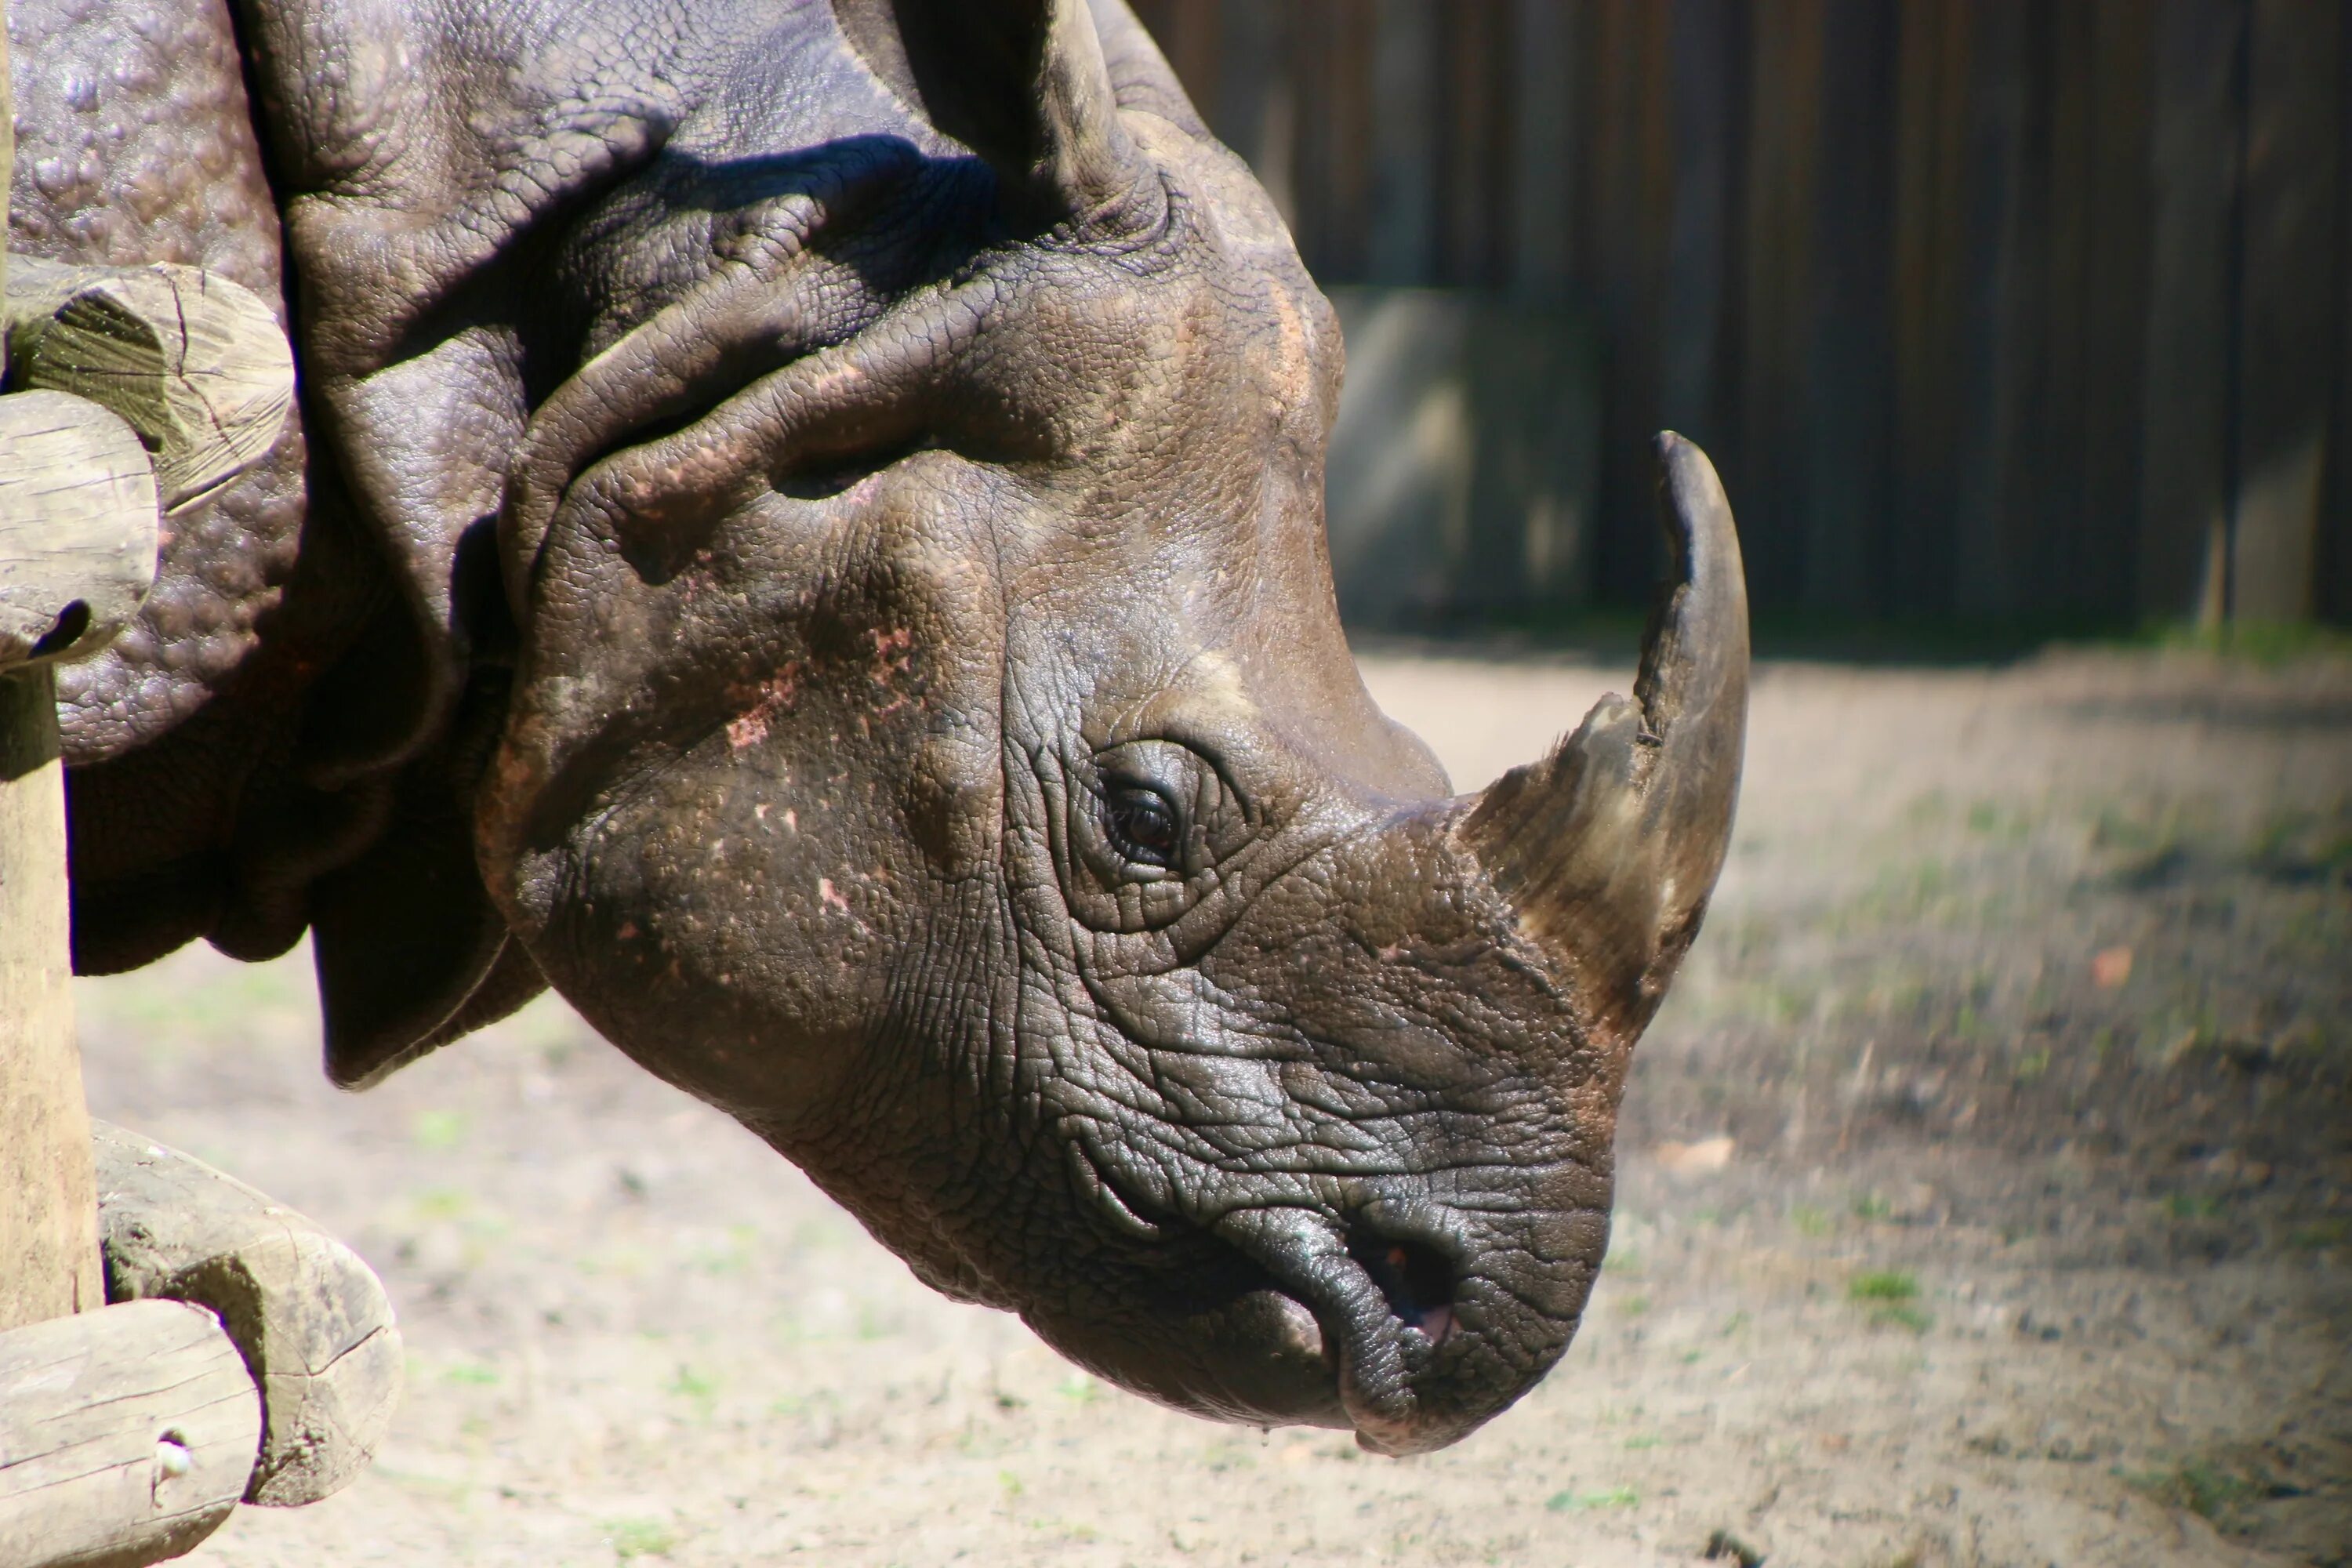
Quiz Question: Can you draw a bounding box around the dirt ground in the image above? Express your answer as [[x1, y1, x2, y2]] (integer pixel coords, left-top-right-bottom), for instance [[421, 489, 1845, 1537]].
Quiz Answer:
[[74, 645, 2352, 1568]]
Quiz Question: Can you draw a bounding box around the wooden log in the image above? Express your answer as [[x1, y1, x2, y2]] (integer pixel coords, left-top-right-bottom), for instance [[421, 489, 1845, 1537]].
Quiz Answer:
[[93, 1123, 402, 1508], [0, 1298, 260, 1568], [0, 391, 160, 673], [3, 256, 293, 514]]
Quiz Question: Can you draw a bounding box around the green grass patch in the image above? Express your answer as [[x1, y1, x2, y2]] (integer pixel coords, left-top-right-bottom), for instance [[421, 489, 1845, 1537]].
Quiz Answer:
[[666, 1364, 718, 1401], [1545, 1486, 1639, 1512], [1849, 1270, 1918, 1302], [1850, 1272, 1930, 1330], [2289, 1218, 2347, 1250], [2118, 1460, 2267, 1521], [412, 1187, 471, 1221], [606, 1518, 678, 1561], [411, 1109, 466, 1151], [1867, 1302, 1934, 1334], [2133, 616, 2352, 666]]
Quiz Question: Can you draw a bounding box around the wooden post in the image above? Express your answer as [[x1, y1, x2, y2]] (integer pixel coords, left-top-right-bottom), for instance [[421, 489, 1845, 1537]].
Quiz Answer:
[[0, 666, 103, 1335], [0, 397, 160, 1336], [0, 230, 285, 1348], [0, 0, 105, 1339]]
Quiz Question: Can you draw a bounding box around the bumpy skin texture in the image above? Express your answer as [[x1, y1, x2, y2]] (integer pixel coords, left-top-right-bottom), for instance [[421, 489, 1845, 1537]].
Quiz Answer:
[[11, 0, 1748, 1453], [9, 0, 394, 971]]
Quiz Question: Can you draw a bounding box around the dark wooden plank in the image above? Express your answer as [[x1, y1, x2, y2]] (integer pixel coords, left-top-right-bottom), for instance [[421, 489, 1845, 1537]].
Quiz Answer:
[[2233, 0, 2341, 621], [1736, 0, 1828, 611], [2074, 0, 2158, 622], [1889, 0, 1972, 615], [1588, 0, 1675, 603], [2138, 0, 2244, 624], [1437, 0, 1487, 284], [1367, 0, 1439, 282], [2034, 0, 2096, 613], [1944, 0, 2045, 618], [1141, 0, 1221, 118], [1510, 0, 1577, 296], [1659, 0, 1746, 454], [2332, 9, 2352, 624], [1212, 0, 1295, 225], [1329, 0, 1375, 280], [1291, 0, 1375, 280], [1799, 0, 1899, 615]]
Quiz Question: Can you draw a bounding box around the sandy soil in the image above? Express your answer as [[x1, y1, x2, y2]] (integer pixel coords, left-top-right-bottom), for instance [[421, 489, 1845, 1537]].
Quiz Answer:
[[73, 647, 2352, 1567]]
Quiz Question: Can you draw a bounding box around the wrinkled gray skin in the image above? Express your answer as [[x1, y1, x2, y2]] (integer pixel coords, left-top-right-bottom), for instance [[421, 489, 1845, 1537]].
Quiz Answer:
[[10, 0, 1748, 1452]]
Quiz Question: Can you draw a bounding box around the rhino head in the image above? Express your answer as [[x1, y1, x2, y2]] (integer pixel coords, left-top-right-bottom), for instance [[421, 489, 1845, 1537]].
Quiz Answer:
[[467, 0, 1748, 1455]]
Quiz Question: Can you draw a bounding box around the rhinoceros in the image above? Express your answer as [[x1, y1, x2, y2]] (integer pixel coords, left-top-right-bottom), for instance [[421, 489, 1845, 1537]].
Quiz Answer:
[[11, 0, 1747, 1454]]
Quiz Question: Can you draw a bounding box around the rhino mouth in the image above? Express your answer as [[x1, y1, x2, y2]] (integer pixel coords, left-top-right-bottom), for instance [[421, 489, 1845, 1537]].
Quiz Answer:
[[1213, 1206, 1480, 1456], [1060, 1139, 1562, 1454]]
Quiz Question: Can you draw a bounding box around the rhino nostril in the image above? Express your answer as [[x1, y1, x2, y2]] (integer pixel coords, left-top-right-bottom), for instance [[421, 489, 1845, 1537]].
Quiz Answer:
[[1346, 1230, 1456, 1344]]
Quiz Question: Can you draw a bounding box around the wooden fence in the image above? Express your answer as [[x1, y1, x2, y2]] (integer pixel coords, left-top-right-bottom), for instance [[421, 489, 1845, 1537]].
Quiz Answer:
[[1128, 0, 2352, 627]]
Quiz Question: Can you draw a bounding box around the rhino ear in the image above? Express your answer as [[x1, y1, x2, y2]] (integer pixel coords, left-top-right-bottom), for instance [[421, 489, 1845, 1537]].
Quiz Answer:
[[851, 0, 1149, 222]]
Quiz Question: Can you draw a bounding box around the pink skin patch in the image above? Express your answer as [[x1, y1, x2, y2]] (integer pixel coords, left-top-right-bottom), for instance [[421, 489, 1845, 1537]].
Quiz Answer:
[[1415, 1304, 1455, 1347], [725, 664, 804, 751]]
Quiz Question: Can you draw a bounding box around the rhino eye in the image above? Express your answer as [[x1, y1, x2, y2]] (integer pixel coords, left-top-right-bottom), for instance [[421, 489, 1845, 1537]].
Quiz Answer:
[[1102, 781, 1181, 868]]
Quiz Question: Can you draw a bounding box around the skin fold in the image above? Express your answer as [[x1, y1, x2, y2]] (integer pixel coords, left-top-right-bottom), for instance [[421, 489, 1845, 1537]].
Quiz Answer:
[[9, 0, 1748, 1453]]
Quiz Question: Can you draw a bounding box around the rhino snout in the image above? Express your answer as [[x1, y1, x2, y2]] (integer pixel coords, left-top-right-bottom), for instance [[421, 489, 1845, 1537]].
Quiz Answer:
[[1210, 1182, 1603, 1456]]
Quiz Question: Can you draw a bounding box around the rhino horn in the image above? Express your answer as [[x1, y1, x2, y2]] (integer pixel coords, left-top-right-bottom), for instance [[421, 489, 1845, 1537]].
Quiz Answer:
[[1457, 434, 1750, 1048], [875, 0, 1148, 223]]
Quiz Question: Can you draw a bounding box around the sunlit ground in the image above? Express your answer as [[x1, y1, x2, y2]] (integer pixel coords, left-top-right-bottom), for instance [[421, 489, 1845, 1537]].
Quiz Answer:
[[78, 646, 2350, 1566]]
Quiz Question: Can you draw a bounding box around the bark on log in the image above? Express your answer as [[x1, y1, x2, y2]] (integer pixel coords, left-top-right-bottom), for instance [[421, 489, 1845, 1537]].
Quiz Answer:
[[0, 391, 160, 672], [0, 1298, 260, 1568], [92, 1123, 402, 1508], [0, 666, 103, 1334], [2, 256, 293, 514]]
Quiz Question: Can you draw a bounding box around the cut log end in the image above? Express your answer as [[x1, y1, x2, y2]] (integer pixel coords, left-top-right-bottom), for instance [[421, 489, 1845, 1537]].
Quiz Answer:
[[0, 390, 160, 672], [0, 1299, 260, 1568], [5, 256, 294, 512]]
